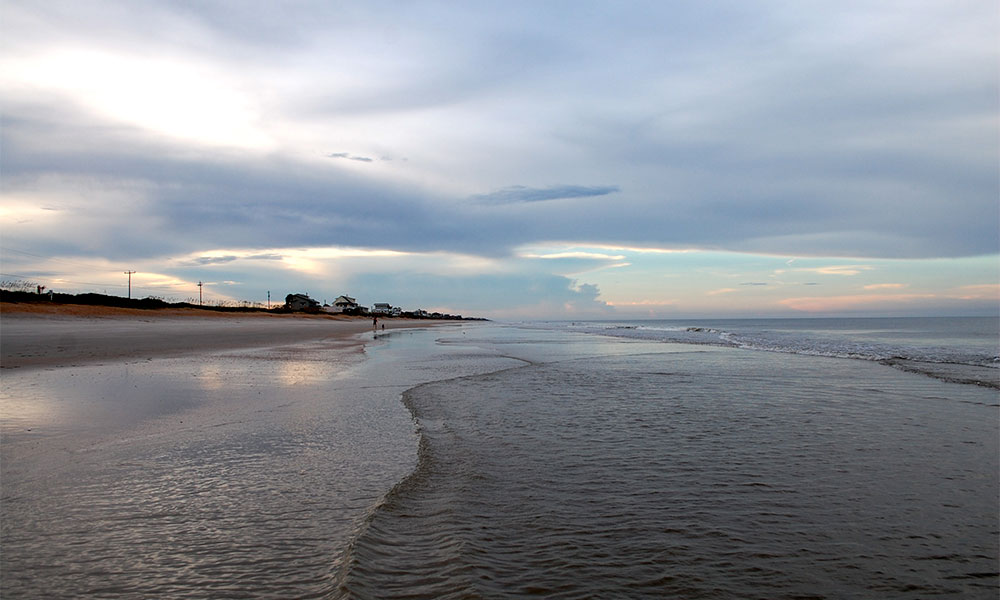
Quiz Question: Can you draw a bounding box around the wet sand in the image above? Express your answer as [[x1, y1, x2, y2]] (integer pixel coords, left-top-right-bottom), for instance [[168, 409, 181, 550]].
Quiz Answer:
[[0, 308, 496, 596], [1, 304, 439, 370]]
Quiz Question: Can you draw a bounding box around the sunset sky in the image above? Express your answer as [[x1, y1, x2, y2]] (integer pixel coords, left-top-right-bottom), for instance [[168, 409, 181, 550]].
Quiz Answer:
[[2, 1, 997, 319]]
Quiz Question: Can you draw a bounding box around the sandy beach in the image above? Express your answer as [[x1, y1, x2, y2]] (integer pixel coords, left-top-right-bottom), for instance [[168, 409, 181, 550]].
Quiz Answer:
[[1, 303, 439, 370]]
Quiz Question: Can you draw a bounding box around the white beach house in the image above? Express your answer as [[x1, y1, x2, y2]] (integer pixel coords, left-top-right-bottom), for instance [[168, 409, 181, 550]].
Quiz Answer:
[[326, 295, 359, 313]]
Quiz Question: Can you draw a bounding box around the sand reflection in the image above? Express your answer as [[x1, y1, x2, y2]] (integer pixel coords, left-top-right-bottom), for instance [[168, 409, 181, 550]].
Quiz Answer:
[[0, 385, 58, 432], [275, 359, 334, 386], [192, 362, 227, 391]]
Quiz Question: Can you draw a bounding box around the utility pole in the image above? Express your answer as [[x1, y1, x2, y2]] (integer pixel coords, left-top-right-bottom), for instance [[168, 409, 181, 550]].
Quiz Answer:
[[124, 271, 136, 299], [198, 281, 203, 306]]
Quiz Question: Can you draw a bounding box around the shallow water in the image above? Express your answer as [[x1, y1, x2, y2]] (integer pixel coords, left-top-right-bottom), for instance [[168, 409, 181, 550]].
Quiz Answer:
[[1, 327, 517, 598], [338, 326, 999, 599], [3, 323, 997, 598]]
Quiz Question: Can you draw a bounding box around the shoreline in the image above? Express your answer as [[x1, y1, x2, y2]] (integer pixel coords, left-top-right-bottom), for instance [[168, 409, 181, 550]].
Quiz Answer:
[[1, 319, 509, 597], [1, 305, 451, 370]]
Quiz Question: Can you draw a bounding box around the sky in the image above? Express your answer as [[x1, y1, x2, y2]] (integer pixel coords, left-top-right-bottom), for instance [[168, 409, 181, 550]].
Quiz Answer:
[[1, 0, 997, 319]]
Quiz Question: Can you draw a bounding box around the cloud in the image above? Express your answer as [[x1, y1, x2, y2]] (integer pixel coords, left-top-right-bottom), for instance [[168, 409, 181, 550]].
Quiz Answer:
[[347, 270, 614, 319], [864, 283, 907, 290], [813, 265, 875, 276], [521, 251, 626, 261], [192, 255, 239, 265], [187, 253, 284, 266], [780, 293, 937, 313], [952, 283, 1000, 300], [587, 245, 694, 254], [1, 1, 996, 317], [246, 253, 284, 261], [606, 299, 677, 307], [472, 185, 620, 205], [327, 152, 374, 163], [776, 265, 875, 276]]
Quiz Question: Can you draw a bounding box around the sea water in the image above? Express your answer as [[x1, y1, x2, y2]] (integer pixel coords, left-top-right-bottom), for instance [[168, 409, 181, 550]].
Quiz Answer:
[[3, 318, 997, 598], [548, 317, 999, 386], [336, 318, 998, 599], [0, 327, 519, 598]]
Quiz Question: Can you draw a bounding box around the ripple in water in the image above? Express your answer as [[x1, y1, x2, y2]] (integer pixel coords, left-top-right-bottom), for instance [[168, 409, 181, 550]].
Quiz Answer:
[[337, 347, 999, 599], [1, 328, 519, 598]]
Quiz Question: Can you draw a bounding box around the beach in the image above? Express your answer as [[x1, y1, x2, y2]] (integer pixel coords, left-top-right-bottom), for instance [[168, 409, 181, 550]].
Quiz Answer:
[[2, 314, 997, 598], [0, 307, 514, 597], [1, 304, 432, 370]]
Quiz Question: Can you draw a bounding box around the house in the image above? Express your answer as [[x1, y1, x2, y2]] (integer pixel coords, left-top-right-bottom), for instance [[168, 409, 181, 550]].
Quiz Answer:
[[326, 295, 359, 313], [371, 303, 393, 315], [412, 309, 429, 318], [285, 293, 320, 311]]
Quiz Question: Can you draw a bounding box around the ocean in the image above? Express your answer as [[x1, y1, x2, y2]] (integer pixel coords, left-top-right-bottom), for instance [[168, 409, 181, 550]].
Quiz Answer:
[[336, 317, 998, 599], [2, 317, 997, 598]]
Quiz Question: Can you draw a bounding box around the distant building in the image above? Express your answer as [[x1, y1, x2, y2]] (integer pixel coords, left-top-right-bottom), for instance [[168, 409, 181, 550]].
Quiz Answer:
[[371, 303, 392, 315], [327, 295, 359, 313], [285, 293, 320, 311]]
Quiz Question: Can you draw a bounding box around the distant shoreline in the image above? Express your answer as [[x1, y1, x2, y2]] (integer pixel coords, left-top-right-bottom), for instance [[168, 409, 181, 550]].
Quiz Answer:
[[0, 302, 462, 370], [1, 300, 367, 320], [0, 290, 487, 322]]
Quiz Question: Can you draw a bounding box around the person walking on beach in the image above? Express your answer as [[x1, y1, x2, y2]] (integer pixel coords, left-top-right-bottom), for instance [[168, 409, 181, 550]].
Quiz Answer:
[[373, 315, 378, 330]]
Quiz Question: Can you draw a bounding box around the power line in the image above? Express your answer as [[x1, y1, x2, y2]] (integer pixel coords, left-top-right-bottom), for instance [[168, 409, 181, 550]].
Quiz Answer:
[[1, 247, 202, 291], [0, 272, 41, 281], [2, 249, 245, 302]]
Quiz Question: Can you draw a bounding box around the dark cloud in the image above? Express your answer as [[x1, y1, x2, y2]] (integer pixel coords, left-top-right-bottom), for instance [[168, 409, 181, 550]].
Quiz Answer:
[[327, 153, 374, 163], [1, 110, 466, 258], [187, 253, 283, 266], [472, 185, 620, 205], [192, 255, 238, 265], [2, 104, 996, 263], [1, 1, 995, 266]]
